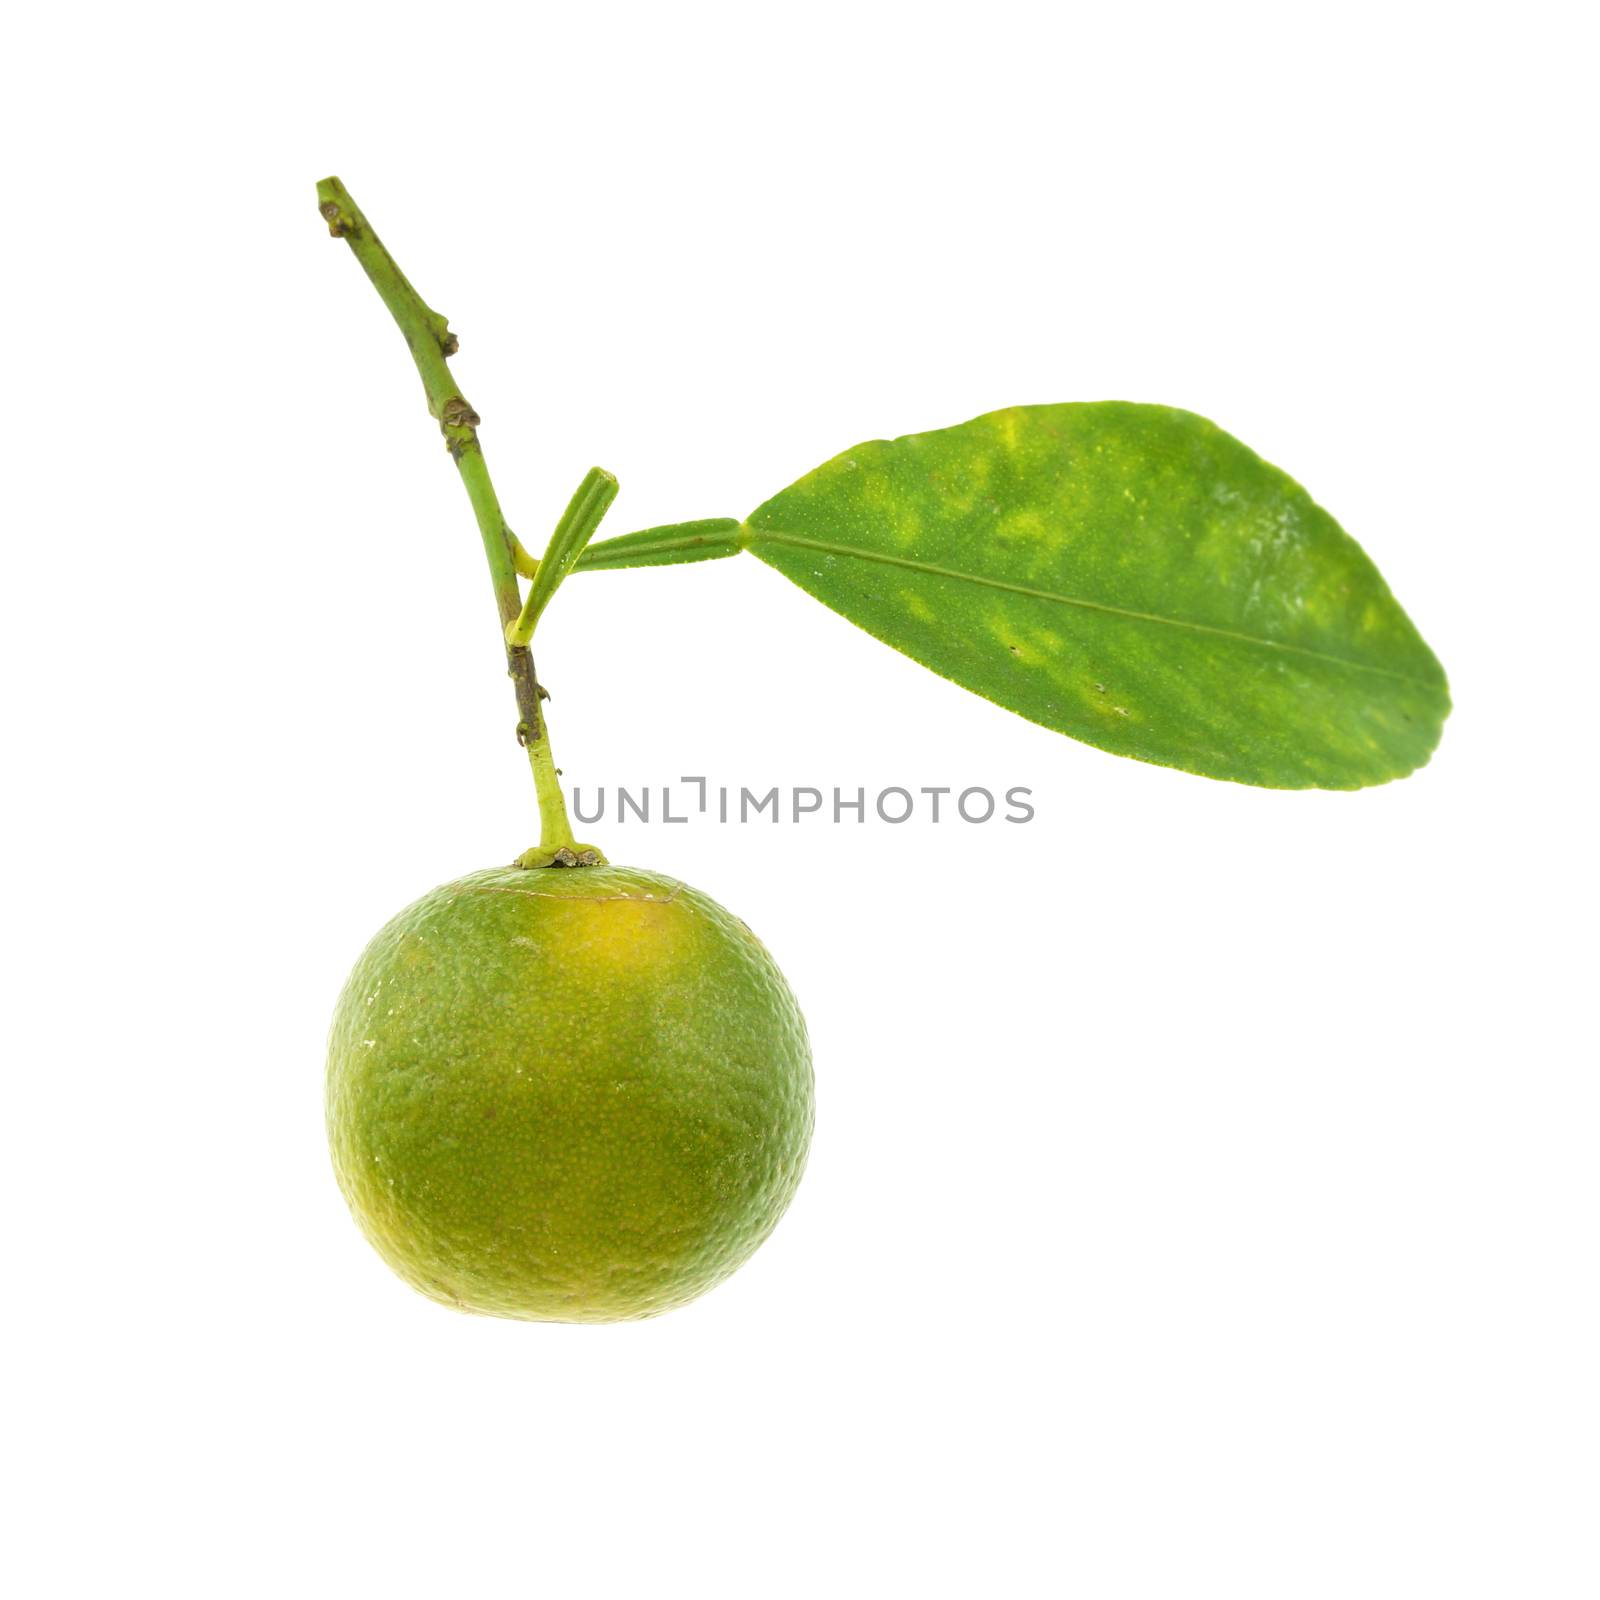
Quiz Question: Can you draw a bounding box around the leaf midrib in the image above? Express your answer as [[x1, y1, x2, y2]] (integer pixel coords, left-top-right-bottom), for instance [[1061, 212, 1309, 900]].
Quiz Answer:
[[743, 526, 1443, 691]]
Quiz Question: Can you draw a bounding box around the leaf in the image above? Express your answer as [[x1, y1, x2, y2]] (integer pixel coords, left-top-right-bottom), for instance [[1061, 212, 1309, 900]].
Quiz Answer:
[[742, 403, 1449, 789]]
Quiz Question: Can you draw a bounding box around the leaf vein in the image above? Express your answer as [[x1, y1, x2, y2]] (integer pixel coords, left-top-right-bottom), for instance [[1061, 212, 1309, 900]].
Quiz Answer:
[[746, 528, 1441, 690]]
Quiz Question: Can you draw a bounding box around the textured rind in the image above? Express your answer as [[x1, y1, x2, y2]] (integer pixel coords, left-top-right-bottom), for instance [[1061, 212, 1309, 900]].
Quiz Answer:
[[326, 866, 813, 1322]]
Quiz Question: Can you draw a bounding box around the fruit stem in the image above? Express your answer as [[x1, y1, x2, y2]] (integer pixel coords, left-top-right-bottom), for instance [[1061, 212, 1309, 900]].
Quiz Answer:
[[316, 176, 589, 862], [529, 739, 576, 851]]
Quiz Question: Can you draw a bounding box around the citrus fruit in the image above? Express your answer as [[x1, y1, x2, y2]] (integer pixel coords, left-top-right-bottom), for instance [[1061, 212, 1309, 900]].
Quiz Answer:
[[326, 864, 813, 1322]]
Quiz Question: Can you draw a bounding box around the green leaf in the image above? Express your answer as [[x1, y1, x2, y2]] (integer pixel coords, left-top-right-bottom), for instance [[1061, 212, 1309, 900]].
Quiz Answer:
[[743, 403, 1449, 790]]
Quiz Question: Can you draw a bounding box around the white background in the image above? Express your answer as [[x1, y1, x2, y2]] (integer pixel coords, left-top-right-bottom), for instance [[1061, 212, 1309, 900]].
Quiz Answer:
[[5, 4, 1595, 1596]]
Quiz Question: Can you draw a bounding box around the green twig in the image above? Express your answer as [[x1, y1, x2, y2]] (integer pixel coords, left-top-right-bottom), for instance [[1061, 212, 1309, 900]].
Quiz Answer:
[[316, 176, 596, 864]]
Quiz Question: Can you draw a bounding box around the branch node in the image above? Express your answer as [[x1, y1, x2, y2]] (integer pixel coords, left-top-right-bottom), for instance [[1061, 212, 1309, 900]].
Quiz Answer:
[[319, 199, 353, 238], [441, 394, 481, 430], [419, 305, 457, 357]]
